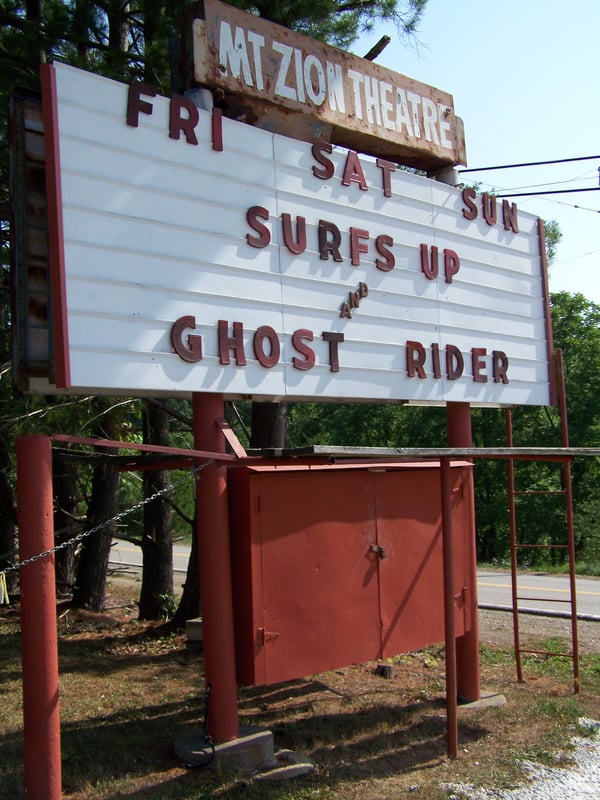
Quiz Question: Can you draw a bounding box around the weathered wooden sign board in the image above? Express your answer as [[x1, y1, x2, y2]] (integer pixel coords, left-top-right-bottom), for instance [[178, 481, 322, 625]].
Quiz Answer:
[[191, 0, 466, 170]]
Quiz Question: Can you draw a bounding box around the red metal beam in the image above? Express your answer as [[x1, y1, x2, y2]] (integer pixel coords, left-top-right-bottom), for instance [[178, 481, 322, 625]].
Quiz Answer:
[[441, 456, 458, 759], [17, 435, 62, 800], [193, 394, 240, 742], [447, 402, 480, 703], [50, 433, 238, 462]]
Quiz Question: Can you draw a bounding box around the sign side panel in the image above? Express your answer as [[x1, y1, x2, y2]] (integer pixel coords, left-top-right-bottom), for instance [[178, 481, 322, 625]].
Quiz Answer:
[[40, 63, 71, 388], [538, 218, 557, 405]]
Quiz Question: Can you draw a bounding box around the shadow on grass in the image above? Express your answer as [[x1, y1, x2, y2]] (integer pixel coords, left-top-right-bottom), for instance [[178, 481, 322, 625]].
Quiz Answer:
[[92, 699, 490, 800], [3, 613, 491, 799], [10, 685, 487, 800]]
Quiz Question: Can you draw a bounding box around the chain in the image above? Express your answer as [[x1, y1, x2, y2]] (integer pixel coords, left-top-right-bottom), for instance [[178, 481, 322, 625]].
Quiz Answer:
[[0, 460, 214, 577], [182, 683, 215, 769]]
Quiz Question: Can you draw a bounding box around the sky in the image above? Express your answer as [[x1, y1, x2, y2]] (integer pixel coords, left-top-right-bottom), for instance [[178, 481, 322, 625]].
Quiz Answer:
[[355, 0, 600, 304]]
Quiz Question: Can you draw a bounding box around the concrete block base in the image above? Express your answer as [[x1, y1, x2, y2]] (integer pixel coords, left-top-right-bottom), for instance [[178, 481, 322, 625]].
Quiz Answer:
[[255, 749, 315, 781], [184, 617, 203, 642], [459, 691, 507, 709], [174, 725, 277, 775]]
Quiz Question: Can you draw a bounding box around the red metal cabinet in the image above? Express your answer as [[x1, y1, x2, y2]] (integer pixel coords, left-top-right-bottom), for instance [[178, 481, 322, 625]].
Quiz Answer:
[[228, 461, 475, 686]]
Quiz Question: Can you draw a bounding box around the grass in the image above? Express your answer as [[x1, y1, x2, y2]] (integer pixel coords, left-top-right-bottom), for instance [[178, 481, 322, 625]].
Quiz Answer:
[[1, 593, 600, 800]]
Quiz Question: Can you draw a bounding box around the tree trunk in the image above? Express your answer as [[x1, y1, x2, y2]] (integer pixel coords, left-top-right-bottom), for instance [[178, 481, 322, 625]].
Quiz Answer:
[[72, 0, 91, 62], [138, 401, 173, 620], [105, 0, 131, 75], [172, 517, 200, 628], [53, 454, 79, 598], [26, 0, 46, 63], [72, 458, 118, 611], [250, 401, 288, 449]]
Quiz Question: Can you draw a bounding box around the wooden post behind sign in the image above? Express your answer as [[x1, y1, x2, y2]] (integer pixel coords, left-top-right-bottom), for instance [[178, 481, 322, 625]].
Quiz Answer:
[[17, 434, 62, 800], [447, 401, 481, 702], [192, 393, 239, 742]]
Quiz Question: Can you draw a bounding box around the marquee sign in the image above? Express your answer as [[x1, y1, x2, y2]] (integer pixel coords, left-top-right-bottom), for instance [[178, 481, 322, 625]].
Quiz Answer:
[[191, 0, 466, 170], [36, 61, 553, 406]]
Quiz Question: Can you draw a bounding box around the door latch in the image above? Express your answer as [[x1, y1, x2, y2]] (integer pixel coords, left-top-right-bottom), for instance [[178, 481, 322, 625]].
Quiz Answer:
[[257, 628, 281, 645], [370, 544, 387, 560]]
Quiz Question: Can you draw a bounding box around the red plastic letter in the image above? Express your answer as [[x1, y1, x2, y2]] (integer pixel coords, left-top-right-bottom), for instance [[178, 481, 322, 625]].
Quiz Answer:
[[169, 94, 199, 144], [444, 249, 460, 284], [472, 347, 488, 383], [127, 81, 157, 127], [341, 150, 368, 191], [493, 350, 509, 383], [446, 345, 464, 380], [376, 158, 396, 197], [322, 331, 344, 372], [246, 206, 271, 248], [253, 326, 280, 368], [318, 220, 343, 262], [420, 243, 439, 280], [282, 213, 307, 255], [292, 329, 315, 370], [407, 341, 427, 378], [461, 186, 477, 221], [171, 316, 202, 363], [218, 320, 246, 365], [350, 227, 369, 266], [312, 140, 335, 180], [375, 234, 395, 272]]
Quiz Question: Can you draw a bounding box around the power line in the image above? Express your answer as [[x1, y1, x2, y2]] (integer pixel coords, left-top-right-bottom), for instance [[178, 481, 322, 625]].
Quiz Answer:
[[496, 187, 600, 199], [494, 168, 598, 193], [459, 155, 600, 174]]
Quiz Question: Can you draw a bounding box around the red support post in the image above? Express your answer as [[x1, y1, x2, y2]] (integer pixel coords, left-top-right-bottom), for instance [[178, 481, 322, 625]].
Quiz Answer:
[[441, 456, 458, 758], [192, 393, 239, 742], [446, 401, 481, 702], [17, 435, 62, 800]]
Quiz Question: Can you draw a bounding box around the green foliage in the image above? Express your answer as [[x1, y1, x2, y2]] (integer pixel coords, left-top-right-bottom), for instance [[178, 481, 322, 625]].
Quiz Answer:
[[287, 401, 446, 448], [544, 219, 562, 264], [230, 0, 427, 48]]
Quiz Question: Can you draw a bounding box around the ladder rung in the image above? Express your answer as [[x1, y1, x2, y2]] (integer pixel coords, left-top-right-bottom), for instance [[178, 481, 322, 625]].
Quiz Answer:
[[516, 596, 572, 604]]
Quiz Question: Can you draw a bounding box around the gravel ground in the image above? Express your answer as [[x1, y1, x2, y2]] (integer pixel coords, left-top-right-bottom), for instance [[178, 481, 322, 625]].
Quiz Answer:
[[478, 608, 600, 655], [443, 719, 600, 800], [451, 610, 600, 800]]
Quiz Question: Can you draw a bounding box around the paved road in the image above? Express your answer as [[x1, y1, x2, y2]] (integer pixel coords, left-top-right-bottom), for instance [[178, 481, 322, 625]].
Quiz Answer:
[[477, 569, 599, 620], [109, 540, 600, 620], [110, 540, 190, 573]]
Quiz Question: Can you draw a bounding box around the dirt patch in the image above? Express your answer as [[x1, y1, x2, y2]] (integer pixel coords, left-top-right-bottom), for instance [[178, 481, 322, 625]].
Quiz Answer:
[[478, 608, 600, 655]]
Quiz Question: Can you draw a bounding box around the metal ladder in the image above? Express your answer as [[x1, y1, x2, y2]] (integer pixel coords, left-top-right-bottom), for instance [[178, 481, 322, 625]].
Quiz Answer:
[[504, 350, 580, 693]]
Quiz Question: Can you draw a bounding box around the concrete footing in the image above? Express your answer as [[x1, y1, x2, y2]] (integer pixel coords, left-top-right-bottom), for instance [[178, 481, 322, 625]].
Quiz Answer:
[[459, 691, 507, 709], [184, 617, 203, 642], [175, 725, 274, 774], [174, 724, 315, 779]]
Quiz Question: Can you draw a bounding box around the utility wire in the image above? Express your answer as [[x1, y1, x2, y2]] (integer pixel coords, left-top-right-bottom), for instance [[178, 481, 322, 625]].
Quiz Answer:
[[459, 155, 600, 174], [496, 187, 600, 199], [492, 168, 597, 193]]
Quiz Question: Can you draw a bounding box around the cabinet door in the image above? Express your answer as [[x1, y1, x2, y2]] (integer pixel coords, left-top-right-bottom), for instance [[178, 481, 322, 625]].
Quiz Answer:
[[375, 467, 467, 657], [231, 465, 474, 686], [254, 471, 381, 684]]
